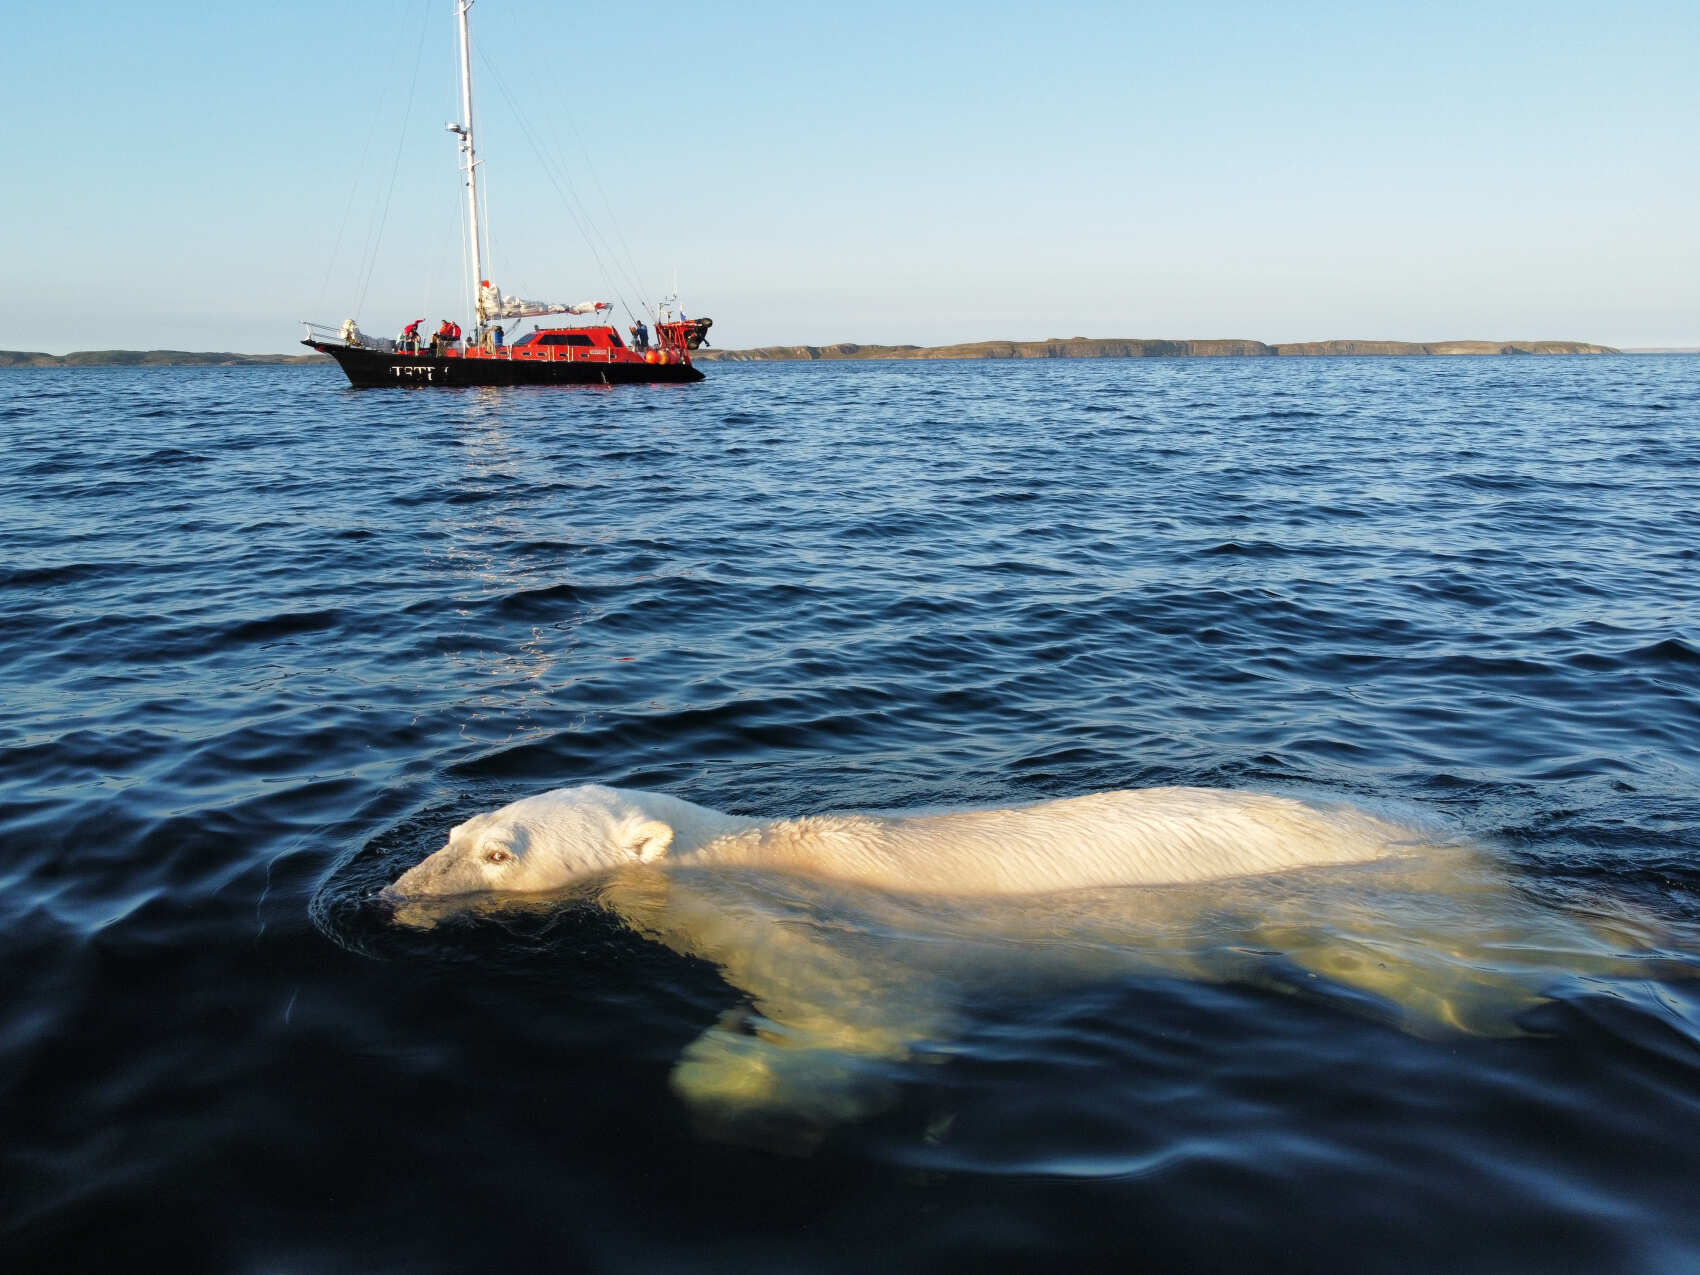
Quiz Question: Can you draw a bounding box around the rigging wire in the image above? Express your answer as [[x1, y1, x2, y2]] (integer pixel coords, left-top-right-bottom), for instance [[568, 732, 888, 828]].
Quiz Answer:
[[424, 187, 464, 329], [474, 152, 494, 320], [352, 2, 433, 324], [510, 56, 664, 324], [471, 50, 621, 301], [553, 102, 658, 325], [473, 44, 657, 324], [313, 0, 418, 320], [483, 165, 501, 312]]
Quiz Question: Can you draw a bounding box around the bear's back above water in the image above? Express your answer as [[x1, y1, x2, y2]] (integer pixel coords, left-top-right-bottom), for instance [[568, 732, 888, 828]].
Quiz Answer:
[[724, 787, 1417, 893], [387, 784, 1422, 901]]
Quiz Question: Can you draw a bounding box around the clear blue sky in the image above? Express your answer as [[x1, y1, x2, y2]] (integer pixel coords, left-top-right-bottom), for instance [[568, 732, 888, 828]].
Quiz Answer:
[[3, 0, 1694, 353]]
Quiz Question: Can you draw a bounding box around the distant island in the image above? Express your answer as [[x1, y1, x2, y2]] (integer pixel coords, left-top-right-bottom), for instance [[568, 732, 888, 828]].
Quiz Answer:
[[696, 337, 1619, 361], [0, 349, 326, 367], [6, 338, 1657, 369]]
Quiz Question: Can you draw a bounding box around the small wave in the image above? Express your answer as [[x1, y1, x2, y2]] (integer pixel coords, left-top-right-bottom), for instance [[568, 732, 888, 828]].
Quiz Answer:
[[1198, 540, 1290, 558], [1444, 471, 1533, 492], [1228, 408, 1324, 422], [137, 447, 210, 466], [491, 581, 593, 619], [224, 608, 346, 644], [1, 561, 124, 590], [1630, 636, 1700, 668]]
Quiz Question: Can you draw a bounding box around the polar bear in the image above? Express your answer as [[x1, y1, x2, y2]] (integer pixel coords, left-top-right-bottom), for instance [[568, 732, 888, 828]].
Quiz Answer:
[[386, 783, 1463, 1143], [386, 783, 1417, 901], [383, 784, 1681, 1147]]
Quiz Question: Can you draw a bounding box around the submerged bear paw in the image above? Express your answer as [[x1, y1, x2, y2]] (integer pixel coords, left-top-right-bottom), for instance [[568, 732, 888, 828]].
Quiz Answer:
[[669, 1018, 900, 1153]]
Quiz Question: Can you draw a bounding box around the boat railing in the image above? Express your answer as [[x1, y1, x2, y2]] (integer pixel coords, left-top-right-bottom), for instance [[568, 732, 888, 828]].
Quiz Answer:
[[302, 321, 397, 353]]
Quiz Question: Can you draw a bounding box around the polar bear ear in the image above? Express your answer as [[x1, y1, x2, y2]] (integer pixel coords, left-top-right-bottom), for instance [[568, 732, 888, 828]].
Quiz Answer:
[[627, 819, 674, 863]]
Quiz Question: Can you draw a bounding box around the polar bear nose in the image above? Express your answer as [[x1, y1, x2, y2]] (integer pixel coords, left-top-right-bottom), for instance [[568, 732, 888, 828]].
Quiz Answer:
[[387, 847, 453, 898]]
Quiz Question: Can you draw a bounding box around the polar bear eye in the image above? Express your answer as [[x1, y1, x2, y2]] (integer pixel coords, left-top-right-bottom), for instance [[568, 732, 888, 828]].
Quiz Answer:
[[483, 848, 512, 865]]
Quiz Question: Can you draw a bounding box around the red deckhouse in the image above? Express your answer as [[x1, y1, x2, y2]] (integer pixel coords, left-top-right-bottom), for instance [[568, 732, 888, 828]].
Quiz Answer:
[[303, 1, 711, 389]]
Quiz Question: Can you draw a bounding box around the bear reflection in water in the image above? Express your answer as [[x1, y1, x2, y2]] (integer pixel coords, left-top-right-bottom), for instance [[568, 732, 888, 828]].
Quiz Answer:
[[385, 784, 1673, 1149]]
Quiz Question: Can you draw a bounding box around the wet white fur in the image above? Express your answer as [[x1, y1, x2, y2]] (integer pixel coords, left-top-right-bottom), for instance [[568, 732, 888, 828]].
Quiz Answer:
[[388, 783, 1415, 901]]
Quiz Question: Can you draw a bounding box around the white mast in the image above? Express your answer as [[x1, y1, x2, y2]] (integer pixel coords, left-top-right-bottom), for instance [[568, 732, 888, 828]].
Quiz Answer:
[[449, 0, 485, 329]]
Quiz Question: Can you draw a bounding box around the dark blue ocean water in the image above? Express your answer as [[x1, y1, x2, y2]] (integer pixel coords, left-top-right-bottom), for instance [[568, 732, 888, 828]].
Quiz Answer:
[[2, 356, 1698, 1273]]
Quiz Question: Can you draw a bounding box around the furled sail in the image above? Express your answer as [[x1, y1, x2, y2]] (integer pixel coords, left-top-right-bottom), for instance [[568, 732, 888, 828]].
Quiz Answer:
[[477, 282, 610, 323]]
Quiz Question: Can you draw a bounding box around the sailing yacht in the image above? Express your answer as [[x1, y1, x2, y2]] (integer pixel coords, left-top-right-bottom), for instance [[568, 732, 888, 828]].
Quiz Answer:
[[303, 1, 710, 387]]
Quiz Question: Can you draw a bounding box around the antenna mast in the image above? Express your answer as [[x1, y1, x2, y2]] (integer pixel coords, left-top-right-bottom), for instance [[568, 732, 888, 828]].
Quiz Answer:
[[449, 0, 485, 329]]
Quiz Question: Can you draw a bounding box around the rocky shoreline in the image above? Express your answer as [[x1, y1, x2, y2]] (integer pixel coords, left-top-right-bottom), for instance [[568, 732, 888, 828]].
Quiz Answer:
[[696, 337, 1619, 362]]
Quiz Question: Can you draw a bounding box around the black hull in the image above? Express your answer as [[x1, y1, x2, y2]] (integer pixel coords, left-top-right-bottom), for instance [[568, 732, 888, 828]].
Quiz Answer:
[[304, 340, 705, 388]]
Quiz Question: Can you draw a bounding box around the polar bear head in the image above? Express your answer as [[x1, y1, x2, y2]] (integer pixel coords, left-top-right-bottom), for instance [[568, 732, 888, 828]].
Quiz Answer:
[[386, 784, 675, 900]]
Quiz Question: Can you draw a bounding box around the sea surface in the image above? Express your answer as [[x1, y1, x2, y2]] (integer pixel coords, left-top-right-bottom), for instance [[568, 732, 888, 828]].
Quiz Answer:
[[2, 355, 1698, 1273]]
